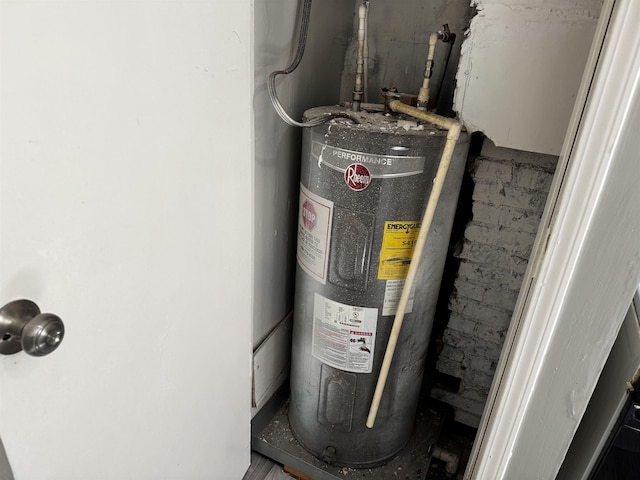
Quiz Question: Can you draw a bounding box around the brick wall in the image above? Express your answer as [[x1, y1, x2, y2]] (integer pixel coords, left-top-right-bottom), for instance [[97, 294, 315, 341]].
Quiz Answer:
[[431, 140, 558, 427]]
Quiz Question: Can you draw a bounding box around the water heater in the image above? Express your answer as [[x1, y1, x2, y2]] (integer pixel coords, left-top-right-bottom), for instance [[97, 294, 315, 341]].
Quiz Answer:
[[289, 105, 470, 467]]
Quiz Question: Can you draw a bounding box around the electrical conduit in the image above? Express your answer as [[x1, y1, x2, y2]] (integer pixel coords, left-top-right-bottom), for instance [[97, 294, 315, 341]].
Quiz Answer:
[[269, 0, 357, 127]]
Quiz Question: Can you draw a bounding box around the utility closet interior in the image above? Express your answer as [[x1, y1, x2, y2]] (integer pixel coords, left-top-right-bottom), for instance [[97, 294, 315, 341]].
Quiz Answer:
[[252, 0, 608, 479]]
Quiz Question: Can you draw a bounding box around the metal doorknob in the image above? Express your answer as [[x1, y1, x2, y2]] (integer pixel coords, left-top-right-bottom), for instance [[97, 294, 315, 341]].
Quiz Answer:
[[0, 300, 65, 356]]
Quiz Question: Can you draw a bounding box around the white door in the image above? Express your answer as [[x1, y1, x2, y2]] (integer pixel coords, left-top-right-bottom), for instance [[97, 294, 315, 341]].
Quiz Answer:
[[0, 2, 252, 479]]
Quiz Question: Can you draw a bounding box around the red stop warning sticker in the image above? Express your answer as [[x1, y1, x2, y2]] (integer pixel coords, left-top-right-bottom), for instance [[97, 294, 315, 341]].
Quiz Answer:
[[344, 163, 371, 191], [302, 200, 317, 231], [297, 185, 334, 285]]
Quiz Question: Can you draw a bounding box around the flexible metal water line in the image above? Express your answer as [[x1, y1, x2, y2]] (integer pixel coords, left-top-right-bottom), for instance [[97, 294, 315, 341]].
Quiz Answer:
[[366, 100, 463, 428], [268, 0, 356, 127]]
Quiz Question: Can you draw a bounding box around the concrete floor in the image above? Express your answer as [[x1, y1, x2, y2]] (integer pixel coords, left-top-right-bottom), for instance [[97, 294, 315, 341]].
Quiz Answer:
[[244, 419, 477, 480]]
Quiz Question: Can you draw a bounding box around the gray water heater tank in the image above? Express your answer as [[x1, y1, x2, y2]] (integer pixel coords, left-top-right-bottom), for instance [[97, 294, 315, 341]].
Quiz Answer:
[[289, 105, 470, 468]]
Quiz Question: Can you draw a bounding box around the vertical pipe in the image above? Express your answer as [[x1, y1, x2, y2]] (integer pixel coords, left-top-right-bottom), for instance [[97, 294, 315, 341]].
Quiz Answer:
[[417, 32, 439, 110], [352, 1, 368, 112], [363, 3, 369, 103]]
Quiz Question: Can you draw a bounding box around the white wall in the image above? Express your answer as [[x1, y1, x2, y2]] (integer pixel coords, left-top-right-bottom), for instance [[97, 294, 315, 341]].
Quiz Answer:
[[455, 0, 603, 155], [253, 0, 355, 348]]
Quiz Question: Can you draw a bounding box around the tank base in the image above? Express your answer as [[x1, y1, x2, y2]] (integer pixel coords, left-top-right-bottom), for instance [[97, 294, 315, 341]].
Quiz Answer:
[[251, 385, 451, 480]]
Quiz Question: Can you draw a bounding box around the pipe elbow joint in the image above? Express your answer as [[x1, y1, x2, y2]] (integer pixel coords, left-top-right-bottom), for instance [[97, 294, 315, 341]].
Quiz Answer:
[[432, 446, 460, 477]]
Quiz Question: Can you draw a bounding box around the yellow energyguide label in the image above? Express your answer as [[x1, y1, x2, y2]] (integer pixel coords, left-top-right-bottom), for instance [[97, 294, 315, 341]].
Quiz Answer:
[[377, 221, 421, 280]]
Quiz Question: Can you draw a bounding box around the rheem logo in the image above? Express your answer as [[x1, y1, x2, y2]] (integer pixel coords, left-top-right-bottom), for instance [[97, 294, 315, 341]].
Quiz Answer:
[[345, 163, 371, 191], [302, 200, 317, 231]]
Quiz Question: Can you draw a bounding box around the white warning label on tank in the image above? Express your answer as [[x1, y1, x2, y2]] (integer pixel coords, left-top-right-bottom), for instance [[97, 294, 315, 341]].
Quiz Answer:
[[297, 185, 333, 284], [382, 279, 416, 316], [312, 293, 378, 374]]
